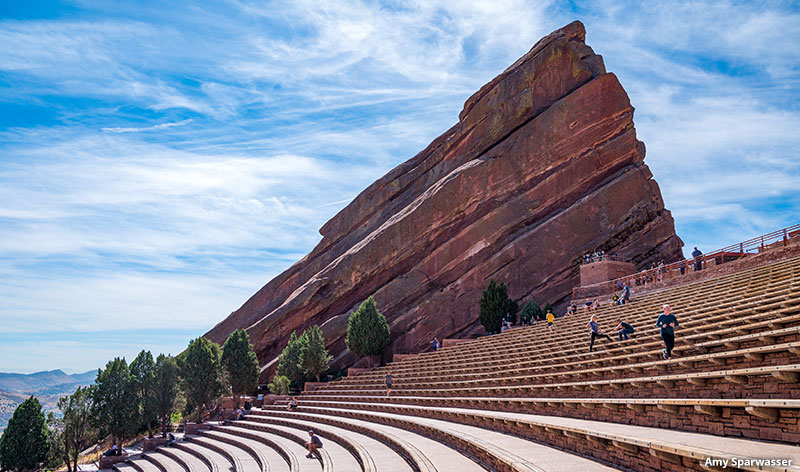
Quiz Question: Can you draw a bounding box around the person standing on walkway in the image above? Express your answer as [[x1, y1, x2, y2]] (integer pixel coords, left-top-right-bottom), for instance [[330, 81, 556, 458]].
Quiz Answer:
[[586, 315, 613, 352], [385, 371, 393, 397], [546, 310, 555, 331], [656, 304, 680, 359], [615, 320, 635, 340], [431, 337, 440, 351], [692, 247, 703, 271]]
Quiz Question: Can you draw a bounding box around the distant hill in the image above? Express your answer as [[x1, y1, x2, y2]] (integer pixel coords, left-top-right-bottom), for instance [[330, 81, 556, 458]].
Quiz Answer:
[[0, 369, 95, 394], [0, 369, 97, 431]]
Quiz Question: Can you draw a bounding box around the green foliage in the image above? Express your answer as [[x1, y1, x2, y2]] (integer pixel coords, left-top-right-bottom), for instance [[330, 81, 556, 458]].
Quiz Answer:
[[179, 338, 226, 423], [299, 325, 333, 382], [53, 386, 97, 472], [268, 375, 291, 395], [92, 358, 138, 448], [0, 396, 49, 471], [44, 412, 65, 470], [130, 350, 158, 438], [346, 297, 391, 360], [154, 354, 180, 437], [221, 329, 260, 404], [520, 300, 543, 323], [276, 331, 306, 388], [544, 302, 554, 318], [478, 280, 519, 333]]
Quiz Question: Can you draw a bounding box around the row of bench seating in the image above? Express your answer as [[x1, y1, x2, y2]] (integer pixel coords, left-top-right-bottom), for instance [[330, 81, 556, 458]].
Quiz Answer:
[[114, 253, 800, 471], [291, 254, 800, 471]]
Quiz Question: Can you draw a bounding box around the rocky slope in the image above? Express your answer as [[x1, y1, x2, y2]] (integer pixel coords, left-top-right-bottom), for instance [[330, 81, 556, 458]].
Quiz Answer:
[[205, 21, 683, 380]]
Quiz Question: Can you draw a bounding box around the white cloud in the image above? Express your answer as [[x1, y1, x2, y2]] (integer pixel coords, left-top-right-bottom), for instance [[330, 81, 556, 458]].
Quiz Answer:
[[0, 1, 798, 372], [102, 119, 193, 133]]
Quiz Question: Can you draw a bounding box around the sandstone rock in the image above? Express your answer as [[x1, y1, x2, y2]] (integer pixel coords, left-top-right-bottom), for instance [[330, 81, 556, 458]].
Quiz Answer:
[[205, 21, 683, 381]]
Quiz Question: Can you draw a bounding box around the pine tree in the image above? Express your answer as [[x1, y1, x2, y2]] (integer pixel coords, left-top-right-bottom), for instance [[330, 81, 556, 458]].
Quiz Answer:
[[154, 354, 180, 437], [222, 329, 260, 407], [0, 396, 49, 471], [300, 325, 333, 382], [520, 300, 541, 324], [267, 375, 291, 395], [544, 302, 554, 319], [179, 338, 227, 423], [346, 297, 391, 364], [55, 386, 98, 472], [130, 350, 158, 438], [44, 412, 65, 470], [478, 280, 518, 333], [92, 358, 138, 449], [276, 331, 306, 389]]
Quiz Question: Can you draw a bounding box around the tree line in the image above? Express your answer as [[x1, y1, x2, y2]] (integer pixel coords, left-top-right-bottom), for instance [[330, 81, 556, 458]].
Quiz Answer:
[[479, 279, 552, 333], [270, 296, 390, 393], [0, 329, 259, 472], [2, 285, 525, 471]]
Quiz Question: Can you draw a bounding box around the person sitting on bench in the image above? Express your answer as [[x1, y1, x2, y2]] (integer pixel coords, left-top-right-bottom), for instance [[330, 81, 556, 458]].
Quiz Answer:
[[305, 430, 323, 458], [287, 397, 298, 410]]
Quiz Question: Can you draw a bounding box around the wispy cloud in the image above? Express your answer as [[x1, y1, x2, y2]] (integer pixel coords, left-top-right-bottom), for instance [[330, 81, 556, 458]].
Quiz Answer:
[[102, 118, 193, 133], [0, 1, 798, 372]]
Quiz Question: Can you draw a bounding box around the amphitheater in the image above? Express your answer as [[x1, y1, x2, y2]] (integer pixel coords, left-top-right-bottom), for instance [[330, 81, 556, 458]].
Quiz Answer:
[[112, 235, 800, 472], [109, 20, 798, 472]]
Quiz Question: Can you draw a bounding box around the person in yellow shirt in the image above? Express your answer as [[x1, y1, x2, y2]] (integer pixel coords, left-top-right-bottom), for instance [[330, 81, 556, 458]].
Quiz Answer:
[[546, 310, 555, 331]]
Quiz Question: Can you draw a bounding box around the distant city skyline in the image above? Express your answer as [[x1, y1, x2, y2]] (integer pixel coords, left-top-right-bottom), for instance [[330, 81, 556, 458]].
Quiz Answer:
[[1, 1, 798, 373]]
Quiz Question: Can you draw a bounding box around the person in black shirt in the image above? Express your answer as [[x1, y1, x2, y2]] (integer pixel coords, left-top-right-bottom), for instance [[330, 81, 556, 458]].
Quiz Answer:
[[615, 320, 635, 340], [692, 247, 703, 271], [656, 304, 680, 359]]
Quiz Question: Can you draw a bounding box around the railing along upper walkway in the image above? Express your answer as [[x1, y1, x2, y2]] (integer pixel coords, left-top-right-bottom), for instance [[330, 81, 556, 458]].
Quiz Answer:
[[573, 223, 800, 301]]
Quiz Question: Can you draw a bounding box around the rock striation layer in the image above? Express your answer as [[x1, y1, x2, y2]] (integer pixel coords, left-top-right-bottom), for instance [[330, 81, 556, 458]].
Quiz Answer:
[[205, 21, 684, 380]]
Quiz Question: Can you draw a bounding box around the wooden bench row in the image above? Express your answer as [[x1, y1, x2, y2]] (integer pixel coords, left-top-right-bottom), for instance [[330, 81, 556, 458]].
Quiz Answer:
[[255, 402, 800, 472]]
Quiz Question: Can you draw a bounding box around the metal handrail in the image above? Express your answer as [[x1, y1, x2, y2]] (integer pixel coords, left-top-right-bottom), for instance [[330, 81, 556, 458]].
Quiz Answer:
[[573, 222, 800, 301], [581, 254, 631, 264]]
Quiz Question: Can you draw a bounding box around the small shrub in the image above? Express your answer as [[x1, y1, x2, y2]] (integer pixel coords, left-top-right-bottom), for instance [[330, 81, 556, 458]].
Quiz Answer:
[[268, 375, 291, 395]]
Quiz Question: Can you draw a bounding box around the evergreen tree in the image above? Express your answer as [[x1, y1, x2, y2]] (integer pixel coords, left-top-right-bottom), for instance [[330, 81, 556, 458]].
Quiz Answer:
[[130, 350, 158, 438], [478, 280, 518, 333], [520, 300, 542, 324], [299, 325, 333, 382], [55, 386, 98, 472], [346, 297, 391, 364], [267, 375, 291, 395], [276, 331, 306, 388], [92, 358, 138, 450], [0, 396, 50, 471], [544, 302, 554, 319], [44, 412, 65, 470], [179, 337, 226, 423], [154, 354, 180, 437], [221, 329, 260, 407]]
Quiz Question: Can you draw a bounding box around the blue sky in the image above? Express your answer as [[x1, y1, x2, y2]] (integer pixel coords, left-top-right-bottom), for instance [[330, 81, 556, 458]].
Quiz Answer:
[[1, 1, 798, 373]]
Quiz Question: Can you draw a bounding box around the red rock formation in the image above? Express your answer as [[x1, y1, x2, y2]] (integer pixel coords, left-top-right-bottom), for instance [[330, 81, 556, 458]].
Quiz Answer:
[[205, 21, 683, 380]]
